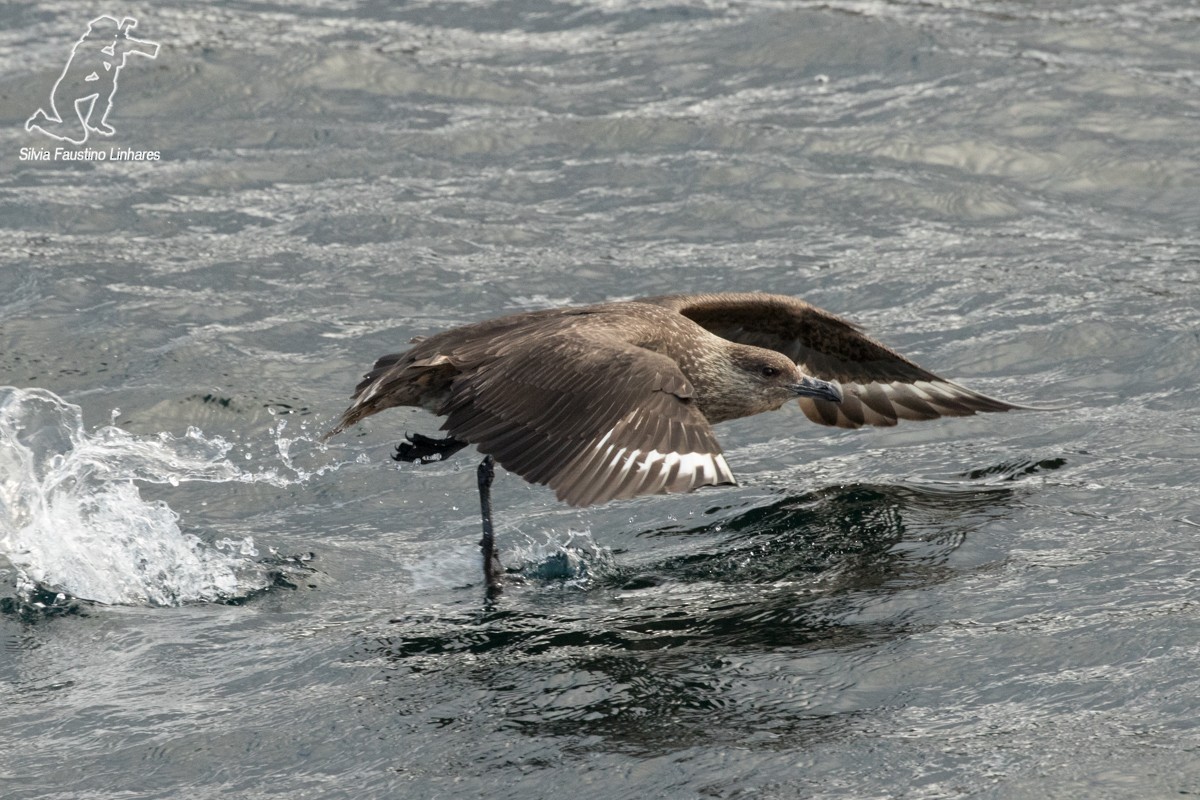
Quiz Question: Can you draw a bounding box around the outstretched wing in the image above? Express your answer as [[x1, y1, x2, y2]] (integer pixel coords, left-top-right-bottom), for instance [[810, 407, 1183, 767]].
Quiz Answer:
[[323, 306, 575, 440], [438, 332, 735, 507], [640, 292, 1043, 429]]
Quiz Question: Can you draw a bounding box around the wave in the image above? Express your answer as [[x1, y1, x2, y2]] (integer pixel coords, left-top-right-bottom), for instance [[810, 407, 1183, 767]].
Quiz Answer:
[[0, 386, 289, 607]]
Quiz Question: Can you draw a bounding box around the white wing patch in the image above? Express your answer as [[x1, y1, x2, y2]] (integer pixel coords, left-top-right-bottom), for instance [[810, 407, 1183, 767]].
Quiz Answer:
[[560, 428, 736, 506], [798, 377, 1027, 429]]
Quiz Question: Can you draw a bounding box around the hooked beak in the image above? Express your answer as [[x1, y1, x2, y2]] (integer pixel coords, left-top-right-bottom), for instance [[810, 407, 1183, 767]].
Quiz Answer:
[[789, 375, 843, 403]]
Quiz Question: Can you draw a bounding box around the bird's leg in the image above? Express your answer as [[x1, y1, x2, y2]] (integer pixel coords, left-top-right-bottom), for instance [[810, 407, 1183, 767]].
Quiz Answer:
[[477, 455, 503, 592], [393, 433, 468, 464]]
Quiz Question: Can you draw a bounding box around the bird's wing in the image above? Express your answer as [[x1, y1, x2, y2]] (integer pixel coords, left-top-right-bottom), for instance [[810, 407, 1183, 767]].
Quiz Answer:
[[639, 292, 1045, 429], [323, 308, 579, 440], [438, 332, 735, 507], [321, 352, 455, 439]]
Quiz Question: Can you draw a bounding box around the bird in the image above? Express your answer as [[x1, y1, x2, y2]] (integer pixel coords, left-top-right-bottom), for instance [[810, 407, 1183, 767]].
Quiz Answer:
[[324, 292, 1046, 591]]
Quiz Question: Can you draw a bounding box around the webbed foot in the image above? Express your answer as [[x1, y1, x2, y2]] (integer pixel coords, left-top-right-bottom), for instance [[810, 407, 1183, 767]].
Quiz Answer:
[[392, 432, 468, 464]]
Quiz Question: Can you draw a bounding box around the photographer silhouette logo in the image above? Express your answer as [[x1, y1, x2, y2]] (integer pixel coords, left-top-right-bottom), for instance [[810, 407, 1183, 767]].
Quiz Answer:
[[26, 16, 160, 146]]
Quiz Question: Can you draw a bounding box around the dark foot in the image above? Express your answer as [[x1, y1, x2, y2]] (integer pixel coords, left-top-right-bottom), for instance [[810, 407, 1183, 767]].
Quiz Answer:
[[393, 433, 468, 464], [478, 456, 503, 592]]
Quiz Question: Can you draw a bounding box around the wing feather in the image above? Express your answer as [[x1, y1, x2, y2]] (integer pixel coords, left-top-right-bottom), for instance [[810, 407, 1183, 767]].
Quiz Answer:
[[640, 292, 1050, 430], [438, 333, 735, 506]]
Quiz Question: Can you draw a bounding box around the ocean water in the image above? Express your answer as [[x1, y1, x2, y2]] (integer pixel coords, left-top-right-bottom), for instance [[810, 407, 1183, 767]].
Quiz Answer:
[[1, 1, 1199, 797]]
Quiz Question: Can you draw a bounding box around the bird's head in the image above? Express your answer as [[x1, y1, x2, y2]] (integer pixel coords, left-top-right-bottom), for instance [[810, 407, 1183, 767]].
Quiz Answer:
[[710, 346, 843, 419]]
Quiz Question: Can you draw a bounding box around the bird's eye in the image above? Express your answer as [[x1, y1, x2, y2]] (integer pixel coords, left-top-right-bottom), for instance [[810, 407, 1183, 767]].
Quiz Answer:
[[760, 366, 779, 378]]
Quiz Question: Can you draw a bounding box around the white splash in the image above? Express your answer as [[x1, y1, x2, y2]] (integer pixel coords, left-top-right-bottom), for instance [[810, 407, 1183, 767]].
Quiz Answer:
[[0, 386, 273, 606]]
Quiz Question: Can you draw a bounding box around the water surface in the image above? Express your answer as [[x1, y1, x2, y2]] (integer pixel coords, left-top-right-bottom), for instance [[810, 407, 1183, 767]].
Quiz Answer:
[[1, 1, 1199, 797]]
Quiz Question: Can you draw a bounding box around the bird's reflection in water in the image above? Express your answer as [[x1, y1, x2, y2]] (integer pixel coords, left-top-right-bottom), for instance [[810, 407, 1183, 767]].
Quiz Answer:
[[630, 482, 1017, 589], [363, 483, 1017, 753]]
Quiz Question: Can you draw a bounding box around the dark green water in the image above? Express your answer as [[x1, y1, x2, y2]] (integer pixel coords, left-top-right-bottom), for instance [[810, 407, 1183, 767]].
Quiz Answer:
[[2, 1, 1198, 797]]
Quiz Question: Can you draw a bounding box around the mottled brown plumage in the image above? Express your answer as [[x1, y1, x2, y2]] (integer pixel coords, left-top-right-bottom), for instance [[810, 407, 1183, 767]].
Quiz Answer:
[[325, 292, 1040, 509]]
